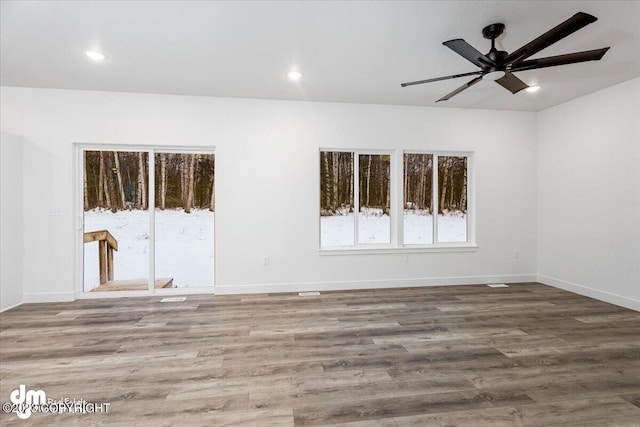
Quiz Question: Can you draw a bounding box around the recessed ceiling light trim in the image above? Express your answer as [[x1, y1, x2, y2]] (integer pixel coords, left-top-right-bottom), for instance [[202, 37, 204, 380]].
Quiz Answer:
[[85, 50, 105, 61], [287, 70, 302, 80]]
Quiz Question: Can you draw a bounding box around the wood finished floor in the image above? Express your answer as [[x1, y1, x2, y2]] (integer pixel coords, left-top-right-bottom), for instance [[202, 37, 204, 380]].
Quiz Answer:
[[1, 283, 639, 426]]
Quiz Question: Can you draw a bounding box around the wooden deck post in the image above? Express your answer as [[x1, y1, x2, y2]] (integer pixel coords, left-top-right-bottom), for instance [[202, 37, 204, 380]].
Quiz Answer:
[[84, 230, 118, 285]]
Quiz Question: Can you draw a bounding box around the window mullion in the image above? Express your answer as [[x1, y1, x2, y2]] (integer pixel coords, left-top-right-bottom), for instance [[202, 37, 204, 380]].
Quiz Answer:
[[432, 154, 439, 244], [353, 152, 359, 247]]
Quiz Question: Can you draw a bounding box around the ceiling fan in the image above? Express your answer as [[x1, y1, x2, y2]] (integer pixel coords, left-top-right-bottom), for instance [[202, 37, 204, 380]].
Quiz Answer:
[[401, 12, 610, 102]]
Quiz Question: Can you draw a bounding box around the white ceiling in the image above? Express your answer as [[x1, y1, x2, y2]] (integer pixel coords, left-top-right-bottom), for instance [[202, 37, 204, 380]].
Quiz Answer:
[[1, 1, 639, 111]]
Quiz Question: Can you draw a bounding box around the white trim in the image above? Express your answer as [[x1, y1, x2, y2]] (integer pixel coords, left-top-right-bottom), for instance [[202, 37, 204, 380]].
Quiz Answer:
[[537, 275, 640, 312], [319, 245, 478, 255], [319, 149, 395, 249], [432, 153, 439, 244], [214, 274, 537, 295], [0, 302, 23, 313], [149, 151, 156, 292], [74, 144, 217, 296], [75, 287, 215, 300], [23, 292, 75, 303]]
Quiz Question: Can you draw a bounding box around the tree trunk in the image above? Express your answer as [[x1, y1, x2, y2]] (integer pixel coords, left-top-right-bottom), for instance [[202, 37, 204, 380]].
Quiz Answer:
[[185, 153, 197, 213], [83, 159, 89, 211], [331, 153, 339, 211], [348, 161, 353, 212], [365, 155, 371, 207], [403, 155, 408, 208], [179, 154, 186, 206], [460, 158, 467, 213], [113, 152, 125, 209], [159, 153, 167, 210], [209, 166, 215, 211], [137, 152, 147, 210], [98, 152, 105, 208], [322, 152, 331, 210], [439, 158, 450, 214], [104, 155, 116, 213]]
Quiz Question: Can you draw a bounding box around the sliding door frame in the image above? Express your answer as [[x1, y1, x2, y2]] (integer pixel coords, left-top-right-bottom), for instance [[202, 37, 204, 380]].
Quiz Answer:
[[74, 143, 216, 299]]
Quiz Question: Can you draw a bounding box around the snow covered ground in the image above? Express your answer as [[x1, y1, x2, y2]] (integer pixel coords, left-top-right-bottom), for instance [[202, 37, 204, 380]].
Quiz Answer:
[[321, 209, 466, 247], [83, 209, 214, 291]]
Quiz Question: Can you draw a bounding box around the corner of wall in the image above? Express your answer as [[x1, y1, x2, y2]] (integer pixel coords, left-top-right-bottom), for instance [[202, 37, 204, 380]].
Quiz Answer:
[[0, 131, 25, 312]]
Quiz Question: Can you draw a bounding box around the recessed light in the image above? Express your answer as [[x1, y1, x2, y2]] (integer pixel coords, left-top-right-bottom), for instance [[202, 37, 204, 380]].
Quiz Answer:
[[85, 50, 105, 61], [287, 70, 302, 80], [526, 85, 540, 93]]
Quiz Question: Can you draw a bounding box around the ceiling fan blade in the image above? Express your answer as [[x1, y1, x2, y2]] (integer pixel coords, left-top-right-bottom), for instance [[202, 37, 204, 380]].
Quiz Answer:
[[443, 39, 496, 68], [401, 70, 484, 87], [436, 76, 483, 102], [505, 12, 598, 64], [494, 72, 529, 94], [509, 47, 610, 72]]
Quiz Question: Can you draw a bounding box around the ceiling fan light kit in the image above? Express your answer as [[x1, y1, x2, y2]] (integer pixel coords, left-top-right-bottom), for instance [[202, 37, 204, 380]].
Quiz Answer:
[[401, 12, 610, 102]]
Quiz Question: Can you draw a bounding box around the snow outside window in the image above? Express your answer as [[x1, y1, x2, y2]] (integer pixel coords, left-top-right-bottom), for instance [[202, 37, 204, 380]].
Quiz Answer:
[[320, 151, 392, 247], [321, 150, 471, 250], [404, 153, 469, 245]]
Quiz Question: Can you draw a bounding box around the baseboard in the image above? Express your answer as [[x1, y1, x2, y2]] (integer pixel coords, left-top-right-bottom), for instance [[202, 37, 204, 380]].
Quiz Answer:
[[537, 275, 640, 312], [75, 287, 216, 299], [214, 274, 538, 295], [23, 292, 75, 304], [0, 301, 23, 313]]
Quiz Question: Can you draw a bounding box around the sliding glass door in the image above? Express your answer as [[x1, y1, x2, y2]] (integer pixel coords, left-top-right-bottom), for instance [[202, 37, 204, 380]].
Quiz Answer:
[[154, 152, 215, 288], [83, 150, 150, 292], [81, 148, 215, 294]]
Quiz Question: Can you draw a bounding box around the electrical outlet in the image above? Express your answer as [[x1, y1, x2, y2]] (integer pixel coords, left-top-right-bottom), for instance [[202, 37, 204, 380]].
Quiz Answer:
[[514, 249, 520, 259], [47, 208, 62, 216], [404, 254, 410, 263], [263, 256, 269, 266]]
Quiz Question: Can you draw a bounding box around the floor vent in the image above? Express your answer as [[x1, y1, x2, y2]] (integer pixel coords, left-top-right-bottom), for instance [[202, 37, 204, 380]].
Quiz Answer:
[[487, 284, 509, 288], [160, 297, 187, 302], [299, 291, 320, 297]]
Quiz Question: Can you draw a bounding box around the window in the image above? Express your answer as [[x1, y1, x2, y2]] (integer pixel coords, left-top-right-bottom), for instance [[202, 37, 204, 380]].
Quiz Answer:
[[358, 154, 391, 244], [320, 151, 392, 247], [320, 150, 471, 250], [404, 153, 469, 245], [82, 148, 215, 293], [436, 155, 468, 243], [403, 153, 433, 244]]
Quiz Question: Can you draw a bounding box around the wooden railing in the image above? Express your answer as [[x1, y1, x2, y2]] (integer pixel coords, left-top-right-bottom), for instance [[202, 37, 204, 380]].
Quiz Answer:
[[84, 230, 118, 285]]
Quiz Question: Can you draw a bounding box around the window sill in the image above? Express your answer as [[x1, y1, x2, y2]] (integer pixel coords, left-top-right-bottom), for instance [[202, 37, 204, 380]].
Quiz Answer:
[[318, 244, 478, 256]]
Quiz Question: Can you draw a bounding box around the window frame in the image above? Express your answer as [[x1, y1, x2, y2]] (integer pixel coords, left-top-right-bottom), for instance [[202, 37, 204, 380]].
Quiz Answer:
[[319, 148, 397, 250], [74, 143, 217, 298], [319, 148, 476, 254]]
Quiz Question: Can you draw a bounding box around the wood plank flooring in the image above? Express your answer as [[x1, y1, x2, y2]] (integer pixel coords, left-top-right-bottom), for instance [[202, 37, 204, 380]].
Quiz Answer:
[[1, 283, 639, 426]]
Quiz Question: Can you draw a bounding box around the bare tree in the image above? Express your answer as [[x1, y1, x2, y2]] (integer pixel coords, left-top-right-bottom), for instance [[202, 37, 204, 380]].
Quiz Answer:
[[137, 152, 147, 210], [98, 151, 105, 208], [331, 153, 339, 211], [185, 153, 197, 213], [209, 169, 215, 211], [460, 158, 467, 213], [83, 160, 89, 211], [113, 152, 125, 209], [439, 157, 451, 214], [159, 153, 167, 210], [322, 152, 331, 211]]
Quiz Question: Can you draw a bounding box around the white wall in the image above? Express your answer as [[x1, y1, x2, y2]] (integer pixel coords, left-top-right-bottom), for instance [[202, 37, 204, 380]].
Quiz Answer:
[[537, 77, 640, 311], [0, 87, 538, 301], [0, 131, 24, 311]]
